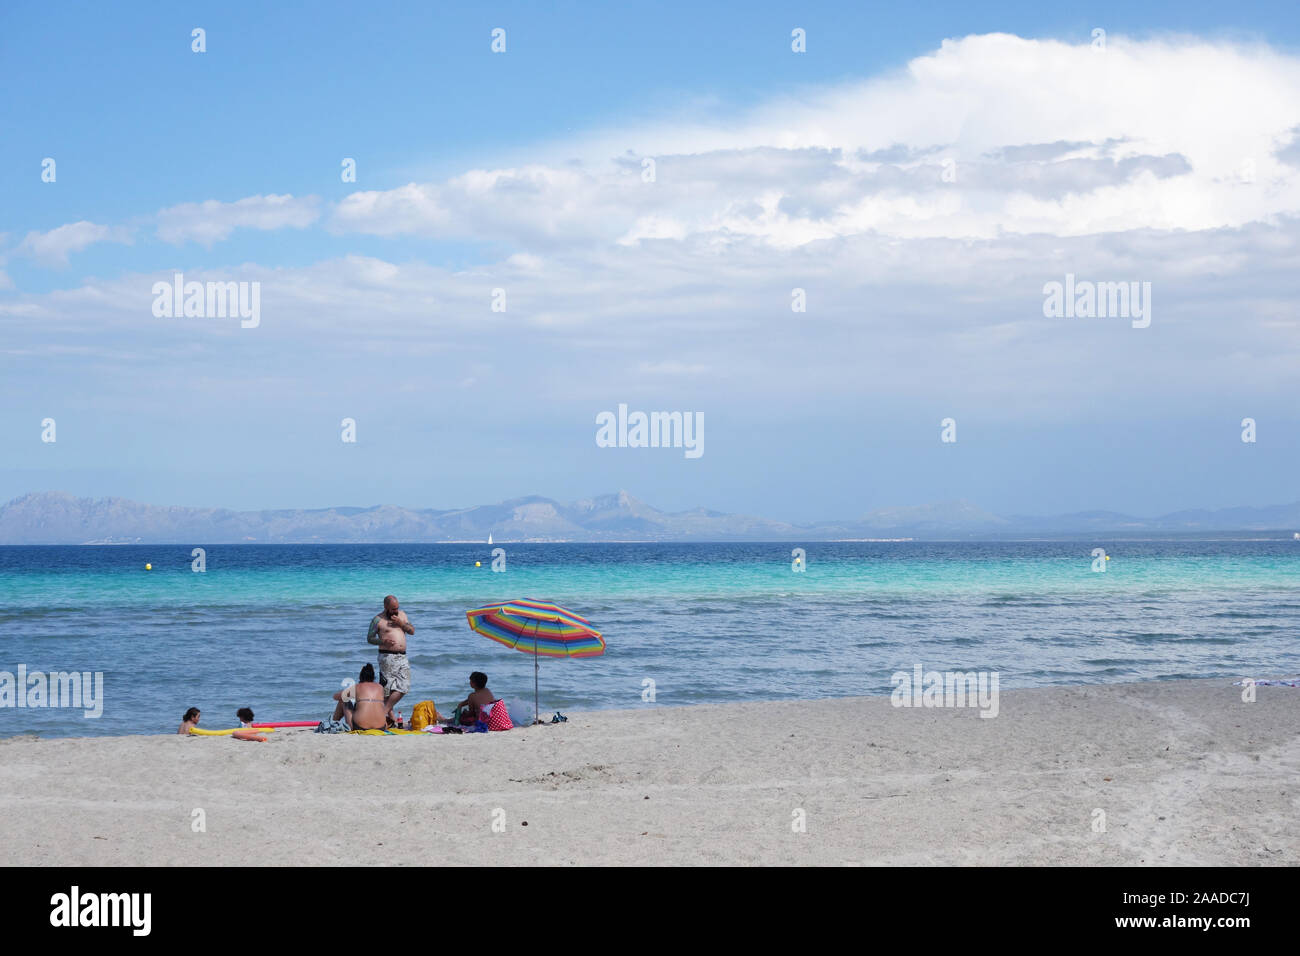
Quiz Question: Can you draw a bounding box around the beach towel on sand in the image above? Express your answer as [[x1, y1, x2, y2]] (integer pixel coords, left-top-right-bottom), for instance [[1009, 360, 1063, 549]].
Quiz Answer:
[[409, 700, 440, 732], [316, 719, 350, 734], [348, 727, 422, 735]]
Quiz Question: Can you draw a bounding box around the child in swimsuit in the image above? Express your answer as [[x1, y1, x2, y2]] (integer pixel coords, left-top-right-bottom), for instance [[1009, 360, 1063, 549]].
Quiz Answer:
[[178, 707, 200, 734], [455, 672, 496, 726]]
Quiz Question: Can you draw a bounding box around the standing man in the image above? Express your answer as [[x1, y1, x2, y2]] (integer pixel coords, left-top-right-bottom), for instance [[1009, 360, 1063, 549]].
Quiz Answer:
[[368, 594, 414, 722]]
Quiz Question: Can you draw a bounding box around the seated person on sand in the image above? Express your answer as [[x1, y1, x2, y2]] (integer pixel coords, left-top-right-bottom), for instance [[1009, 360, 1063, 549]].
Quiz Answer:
[[331, 664, 387, 730], [453, 672, 497, 726], [178, 707, 201, 734], [237, 707, 255, 727]]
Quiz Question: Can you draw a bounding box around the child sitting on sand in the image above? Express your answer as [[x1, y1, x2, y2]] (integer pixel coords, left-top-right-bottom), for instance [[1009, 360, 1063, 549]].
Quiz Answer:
[[453, 672, 496, 726], [178, 707, 200, 734], [237, 707, 255, 727]]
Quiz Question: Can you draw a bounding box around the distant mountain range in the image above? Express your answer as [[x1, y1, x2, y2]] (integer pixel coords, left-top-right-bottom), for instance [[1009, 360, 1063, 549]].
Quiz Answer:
[[2, 490, 1299, 544]]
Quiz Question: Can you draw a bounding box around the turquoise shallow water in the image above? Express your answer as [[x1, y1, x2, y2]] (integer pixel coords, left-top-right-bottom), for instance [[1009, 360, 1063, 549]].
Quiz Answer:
[[1, 540, 1298, 737]]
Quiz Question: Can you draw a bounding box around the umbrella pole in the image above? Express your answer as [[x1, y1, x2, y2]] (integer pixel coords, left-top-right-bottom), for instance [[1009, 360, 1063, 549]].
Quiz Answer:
[[534, 622, 541, 724]]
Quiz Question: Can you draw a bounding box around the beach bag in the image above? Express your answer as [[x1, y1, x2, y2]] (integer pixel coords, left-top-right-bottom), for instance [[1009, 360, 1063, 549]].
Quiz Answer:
[[486, 699, 513, 731], [409, 700, 440, 732]]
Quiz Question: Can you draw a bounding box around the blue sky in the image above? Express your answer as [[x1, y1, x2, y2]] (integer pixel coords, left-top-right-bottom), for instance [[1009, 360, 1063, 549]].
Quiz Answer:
[[3, 1, 1300, 521]]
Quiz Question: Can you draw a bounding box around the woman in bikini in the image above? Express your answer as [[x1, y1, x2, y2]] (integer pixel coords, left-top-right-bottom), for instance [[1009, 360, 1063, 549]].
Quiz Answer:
[[332, 663, 387, 730]]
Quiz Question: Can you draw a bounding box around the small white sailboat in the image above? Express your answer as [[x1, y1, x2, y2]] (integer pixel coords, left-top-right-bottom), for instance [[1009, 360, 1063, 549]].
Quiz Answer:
[[488, 532, 493, 545]]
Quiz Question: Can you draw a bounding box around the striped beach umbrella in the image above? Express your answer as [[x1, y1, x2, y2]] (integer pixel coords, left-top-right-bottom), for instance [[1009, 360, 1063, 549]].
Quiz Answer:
[[465, 599, 605, 723]]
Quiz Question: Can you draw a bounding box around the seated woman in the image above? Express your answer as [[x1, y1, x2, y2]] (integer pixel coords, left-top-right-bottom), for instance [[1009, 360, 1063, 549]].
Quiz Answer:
[[332, 664, 387, 730], [454, 672, 497, 726]]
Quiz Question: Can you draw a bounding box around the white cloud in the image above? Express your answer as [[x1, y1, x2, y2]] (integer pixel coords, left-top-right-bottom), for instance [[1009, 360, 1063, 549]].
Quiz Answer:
[[5, 216, 1300, 420], [25, 34, 1300, 261], [18, 221, 133, 266], [326, 34, 1300, 247], [156, 194, 321, 245], [7, 33, 1300, 430], [330, 167, 622, 246]]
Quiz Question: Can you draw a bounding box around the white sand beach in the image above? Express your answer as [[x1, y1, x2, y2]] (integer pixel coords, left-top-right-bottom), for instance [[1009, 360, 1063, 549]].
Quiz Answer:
[[1, 678, 1295, 866]]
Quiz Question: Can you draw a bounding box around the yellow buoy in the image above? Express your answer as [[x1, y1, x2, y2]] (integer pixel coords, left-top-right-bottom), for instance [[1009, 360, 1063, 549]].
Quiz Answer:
[[145, 563, 152, 570], [1105, 556, 1111, 561], [475, 561, 481, 567]]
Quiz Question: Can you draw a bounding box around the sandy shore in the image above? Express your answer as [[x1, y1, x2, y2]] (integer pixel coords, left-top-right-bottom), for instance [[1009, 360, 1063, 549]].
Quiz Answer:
[[1, 678, 1296, 865]]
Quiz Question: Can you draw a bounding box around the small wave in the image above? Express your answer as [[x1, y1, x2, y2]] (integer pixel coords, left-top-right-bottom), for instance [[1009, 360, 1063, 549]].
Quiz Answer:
[[1120, 632, 1240, 645], [980, 596, 1062, 608]]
